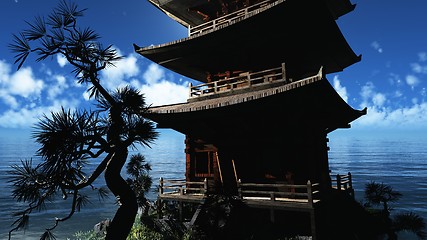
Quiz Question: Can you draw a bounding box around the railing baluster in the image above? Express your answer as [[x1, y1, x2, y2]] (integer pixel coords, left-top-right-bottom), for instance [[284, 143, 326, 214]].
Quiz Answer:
[[307, 180, 313, 206], [159, 177, 164, 195], [336, 174, 341, 190]]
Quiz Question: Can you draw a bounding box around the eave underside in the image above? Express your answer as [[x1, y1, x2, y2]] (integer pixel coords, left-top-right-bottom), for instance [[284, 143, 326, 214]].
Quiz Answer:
[[136, 0, 361, 82], [147, 0, 356, 27]]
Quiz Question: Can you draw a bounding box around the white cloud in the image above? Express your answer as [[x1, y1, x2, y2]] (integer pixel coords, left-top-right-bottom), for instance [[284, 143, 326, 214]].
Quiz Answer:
[[359, 82, 387, 108], [9, 67, 44, 98], [125, 62, 189, 106], [101, 53, 140, 90], [56, 55, 68, 67], [332, 75, 348, 103], [0, 60, 44, 108], [0, 98, 80, 128], [418, 52, 427, 62], [370, 41, 383, 53], [138, 80, 188, 106], [143, 63, 164, 85], [372, 92, 386, 107], [0, 89, 18, 109], [405, 75, 419, 89], [410, 63, 427, 74], [353, 80, 427, 130], [354, 103, 427, 130], [47, 75, 69, 100], [360, 82, 375, 102]]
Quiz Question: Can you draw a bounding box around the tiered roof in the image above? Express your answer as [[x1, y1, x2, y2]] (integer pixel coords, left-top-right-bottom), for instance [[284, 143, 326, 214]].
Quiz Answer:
[[135, 0, 361, 82]]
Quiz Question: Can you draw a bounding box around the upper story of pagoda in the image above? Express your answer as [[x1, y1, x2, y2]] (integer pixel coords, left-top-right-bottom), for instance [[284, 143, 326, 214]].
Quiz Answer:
[[134, 0, 361, 84]]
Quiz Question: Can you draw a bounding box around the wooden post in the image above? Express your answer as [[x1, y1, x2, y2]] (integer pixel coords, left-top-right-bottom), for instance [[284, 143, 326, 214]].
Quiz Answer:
[[307, 181, 317, 240], [237, 179, 242, 198], [307, 180, 313, 206], [203, 178, 208, 194], [159, 177, 164, 195], [179, 185, 184, 195], [281, 62, 287, 82], [188, 82, 193, 98], [248, 72, 252, 86], [348, 172, 355, 198], [336, 174, 341, 190], [216, 152, 224, 186], [310, 210, 317, 240], [270, 209, 275, 223], [179, 201, 183, 222], [158, 177, 164, 219], [232, 159, 238, 183]]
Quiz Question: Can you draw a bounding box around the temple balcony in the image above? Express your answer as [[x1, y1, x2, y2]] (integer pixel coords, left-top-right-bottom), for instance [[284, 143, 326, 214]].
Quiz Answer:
[[187, 63, 321, 103], [188, 0, 284, 37], [157, 172, 353, 205], [157, 173, 354, 240]]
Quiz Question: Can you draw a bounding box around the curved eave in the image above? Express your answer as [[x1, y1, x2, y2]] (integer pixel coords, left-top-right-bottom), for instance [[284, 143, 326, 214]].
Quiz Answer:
[[135, 0, 361, 83], [146, 0, 356, 27], [325, 0, 356, 19], [145, 77, 366, 140]]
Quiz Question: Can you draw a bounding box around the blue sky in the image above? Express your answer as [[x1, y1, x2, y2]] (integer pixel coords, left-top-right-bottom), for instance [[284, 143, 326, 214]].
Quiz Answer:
[[0, 0, 427, 135]]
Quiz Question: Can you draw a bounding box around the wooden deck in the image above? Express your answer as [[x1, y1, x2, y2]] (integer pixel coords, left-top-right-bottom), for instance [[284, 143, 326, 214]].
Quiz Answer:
[[237, 180, 320, 211], [237, 179, 320, 240], [331, 172, 354, 198], [158, 178, 208, 203]]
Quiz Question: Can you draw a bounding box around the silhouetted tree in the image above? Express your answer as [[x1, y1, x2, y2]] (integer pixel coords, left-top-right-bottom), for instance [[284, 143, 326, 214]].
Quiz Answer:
[[364, 181, 426, 240], [126, 153, 153, 216], [7, 1, 158, 239]]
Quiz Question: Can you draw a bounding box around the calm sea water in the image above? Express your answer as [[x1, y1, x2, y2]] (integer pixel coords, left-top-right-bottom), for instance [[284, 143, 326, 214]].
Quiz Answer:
[[1, 129, 426, 239]]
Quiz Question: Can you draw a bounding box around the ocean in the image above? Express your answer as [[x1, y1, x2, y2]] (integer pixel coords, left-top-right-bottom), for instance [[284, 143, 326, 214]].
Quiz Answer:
[[1, 129, 426, 240]]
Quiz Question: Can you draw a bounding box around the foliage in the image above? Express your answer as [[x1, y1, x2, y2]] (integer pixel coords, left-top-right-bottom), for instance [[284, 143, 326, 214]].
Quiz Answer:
[[71, 230, 105, 240], [126, 153, 153, 213], [364, 181, 402, 214], [7, 0, 158, 239], [363, 181, 426, 240]]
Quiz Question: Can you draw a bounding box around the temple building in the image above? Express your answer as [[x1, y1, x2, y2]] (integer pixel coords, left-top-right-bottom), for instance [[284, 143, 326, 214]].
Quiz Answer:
[[134, 0, 367, 238]]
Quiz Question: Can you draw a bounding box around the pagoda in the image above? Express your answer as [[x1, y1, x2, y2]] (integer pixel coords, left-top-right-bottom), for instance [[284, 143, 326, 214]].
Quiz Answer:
[[134, 0, 367, 239]]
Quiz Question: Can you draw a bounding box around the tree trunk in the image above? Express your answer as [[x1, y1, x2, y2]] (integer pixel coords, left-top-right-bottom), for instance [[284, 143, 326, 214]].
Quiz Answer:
[[105, 147, 138, 240]]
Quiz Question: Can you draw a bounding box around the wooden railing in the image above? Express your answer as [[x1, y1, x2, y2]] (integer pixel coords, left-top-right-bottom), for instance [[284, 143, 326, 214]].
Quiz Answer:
[[159, 178, 207, 197], [237, 179, 320, 208], [189, 63, 287, 98], [331, 172, 354, 197], [189, 0, 284, 36]]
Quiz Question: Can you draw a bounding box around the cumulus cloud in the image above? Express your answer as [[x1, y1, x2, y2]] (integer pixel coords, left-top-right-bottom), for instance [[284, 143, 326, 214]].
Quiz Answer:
[[8, 67, 44, 98], [354, 103, 427, 130], [56, 55, 68, 67], [332, 75, 348, 103], [370, 41, 383, 53], [143, 64, 164, 85], [132, 63, 188, 106], [0, 98, 80, 128], [352, 80, 427, 130], [101, 53, 140, 90], [0, 60, 44, 109], [418, 52, 427, 62], [138, 80, 188, 106], [405, 75, 420, 89], [47, 75, 69, 100], [410, 63, 427, 74]]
